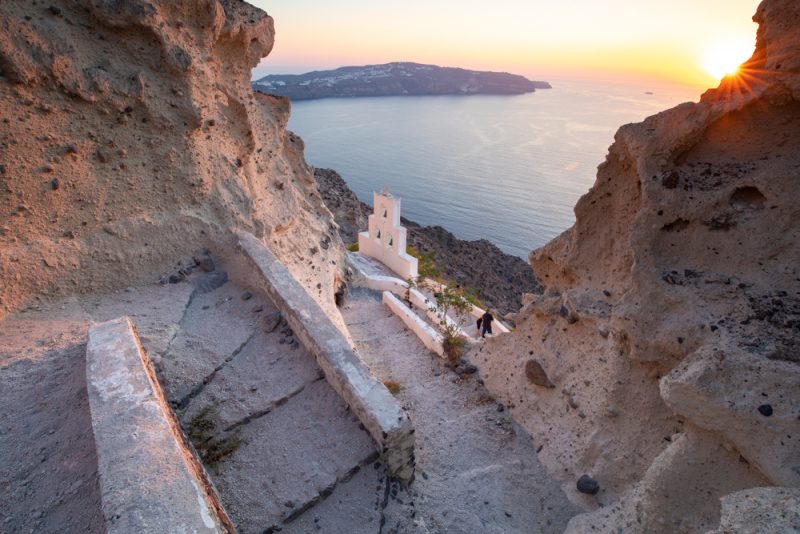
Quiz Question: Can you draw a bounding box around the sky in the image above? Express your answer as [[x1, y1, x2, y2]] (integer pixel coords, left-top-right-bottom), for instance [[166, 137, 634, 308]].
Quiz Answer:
[[248, 0, 761, 88]]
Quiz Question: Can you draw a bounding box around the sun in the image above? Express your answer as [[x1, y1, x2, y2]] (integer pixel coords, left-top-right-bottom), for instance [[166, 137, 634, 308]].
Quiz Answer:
[[702, 38, 755, 80]]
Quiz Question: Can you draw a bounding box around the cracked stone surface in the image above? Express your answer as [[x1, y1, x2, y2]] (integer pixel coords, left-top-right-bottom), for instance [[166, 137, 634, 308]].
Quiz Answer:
[[340, 288, 581, 533], [2, 265, 579, 533], [281, 463, 386, 534], [211, 379, 378, 532], [151, 270, 378, 533], [157, 282, 262, 406]]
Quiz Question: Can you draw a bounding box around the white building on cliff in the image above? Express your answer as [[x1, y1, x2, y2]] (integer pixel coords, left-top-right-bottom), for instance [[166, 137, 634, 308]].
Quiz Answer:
[[358, 187, 418, 280]]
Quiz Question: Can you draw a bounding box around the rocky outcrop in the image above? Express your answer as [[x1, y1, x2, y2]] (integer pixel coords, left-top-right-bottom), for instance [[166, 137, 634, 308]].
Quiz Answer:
[[254, 62, 551, 101], [474, 0, 800, 530], [314, 167, 540, 315], [0, 0, 345, 322]]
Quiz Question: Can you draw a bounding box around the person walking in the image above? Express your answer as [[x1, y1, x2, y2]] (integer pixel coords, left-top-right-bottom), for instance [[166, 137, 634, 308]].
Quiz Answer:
[[480, 309, 494, 338]]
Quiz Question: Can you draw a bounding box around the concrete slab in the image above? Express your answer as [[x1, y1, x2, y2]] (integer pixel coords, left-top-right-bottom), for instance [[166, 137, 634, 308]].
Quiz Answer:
[[235, 230, 415, 482], [211, 379, 378, 532], [158, 282, 265, 407], [80, 282, 195, 358], [182, 328, 322, 431], [281, 459, 386, 534], [86, 317, 231, 533]]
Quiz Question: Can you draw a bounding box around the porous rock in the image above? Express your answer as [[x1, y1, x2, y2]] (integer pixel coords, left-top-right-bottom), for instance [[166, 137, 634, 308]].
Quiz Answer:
[[524, 359, 555, 388], [0, 0, 345, 327], [474, 1, 800, 529]]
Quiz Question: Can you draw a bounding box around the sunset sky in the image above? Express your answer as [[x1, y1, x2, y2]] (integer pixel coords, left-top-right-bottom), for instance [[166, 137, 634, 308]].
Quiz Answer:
[[249, 0, 760, 88]]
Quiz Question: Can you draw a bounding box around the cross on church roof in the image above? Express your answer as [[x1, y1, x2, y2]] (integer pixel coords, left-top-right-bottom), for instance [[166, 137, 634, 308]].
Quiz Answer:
[[382, 184, 391, 196]]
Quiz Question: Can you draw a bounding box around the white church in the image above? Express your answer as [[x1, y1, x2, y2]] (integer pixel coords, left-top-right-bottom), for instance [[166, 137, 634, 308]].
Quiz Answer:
[[357, 187, 419, 280]]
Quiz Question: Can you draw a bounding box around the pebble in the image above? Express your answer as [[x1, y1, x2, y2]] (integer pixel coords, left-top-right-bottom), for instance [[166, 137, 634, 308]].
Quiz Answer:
[[241, 291, 253, 301], [462, 364, 478, 374], [196, 255, 215, 272], [496, 404, 505, 412], [757, 404, 773, 416], [577, 474, 599, 495]]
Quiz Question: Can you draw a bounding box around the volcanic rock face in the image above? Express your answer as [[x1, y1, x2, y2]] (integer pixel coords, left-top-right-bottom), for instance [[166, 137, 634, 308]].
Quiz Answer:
[[475, 0, 800, 530], [0, 0, 344, 321]]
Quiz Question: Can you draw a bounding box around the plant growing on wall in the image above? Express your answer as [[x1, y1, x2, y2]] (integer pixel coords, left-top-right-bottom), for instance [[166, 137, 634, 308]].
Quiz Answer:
[[404, 277, 416, 308], [411, 276, 472, 364]]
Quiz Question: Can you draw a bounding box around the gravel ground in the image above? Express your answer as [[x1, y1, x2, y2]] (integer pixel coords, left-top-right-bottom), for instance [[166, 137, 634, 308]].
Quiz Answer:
[[0, 300, 104, 534]]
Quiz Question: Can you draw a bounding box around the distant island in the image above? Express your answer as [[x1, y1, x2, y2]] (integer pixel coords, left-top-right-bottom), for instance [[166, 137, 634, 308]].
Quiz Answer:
[[252, 62, 551, 101]]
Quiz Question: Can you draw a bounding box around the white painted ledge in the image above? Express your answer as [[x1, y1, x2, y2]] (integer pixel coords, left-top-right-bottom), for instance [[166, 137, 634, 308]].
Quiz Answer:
[[383, 291, 444, 356]]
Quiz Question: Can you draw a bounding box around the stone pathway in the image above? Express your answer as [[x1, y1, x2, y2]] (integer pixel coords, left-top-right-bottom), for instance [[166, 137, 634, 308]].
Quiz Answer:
[[140, 271, 378, 533], [1, 262, 578, 533], [290, 287, 580, 533], [0, 267, 379, 534]]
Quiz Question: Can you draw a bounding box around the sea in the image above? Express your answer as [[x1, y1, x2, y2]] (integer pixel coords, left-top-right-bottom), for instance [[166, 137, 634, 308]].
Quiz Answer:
[[286, 78, 703, 258]]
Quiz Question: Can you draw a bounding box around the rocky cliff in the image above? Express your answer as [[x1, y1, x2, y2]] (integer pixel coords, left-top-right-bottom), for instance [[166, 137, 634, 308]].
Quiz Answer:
[[474, 0, 800, 530], [0, 0, 345, 322]]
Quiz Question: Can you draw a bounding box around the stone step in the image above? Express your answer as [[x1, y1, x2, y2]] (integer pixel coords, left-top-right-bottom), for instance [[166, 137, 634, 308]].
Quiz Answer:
[[141, 271, 386, 532], [158, 281, 274, 407], [180, 329, 322, 432], [208, 379, 377, 533]]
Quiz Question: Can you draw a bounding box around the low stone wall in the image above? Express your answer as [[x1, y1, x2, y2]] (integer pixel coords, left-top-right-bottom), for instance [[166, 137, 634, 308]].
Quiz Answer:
[[234, 230, 416, 483], [355, 272, 468, 339], [383, 291, 444, 356], [86, 317, 232, 534]]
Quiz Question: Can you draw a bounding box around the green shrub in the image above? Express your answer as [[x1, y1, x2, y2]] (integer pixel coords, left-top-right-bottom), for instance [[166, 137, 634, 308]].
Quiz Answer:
[[407, 245, 444, 281], [346, 242, 359, 252]]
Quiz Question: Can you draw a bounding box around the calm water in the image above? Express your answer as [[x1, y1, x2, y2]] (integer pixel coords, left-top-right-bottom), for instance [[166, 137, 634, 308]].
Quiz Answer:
[[287, 79, 702, 258]]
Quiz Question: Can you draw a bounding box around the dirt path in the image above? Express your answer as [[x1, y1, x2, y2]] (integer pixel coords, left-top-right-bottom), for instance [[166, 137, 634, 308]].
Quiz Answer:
[[334, 288, 580, 533]]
